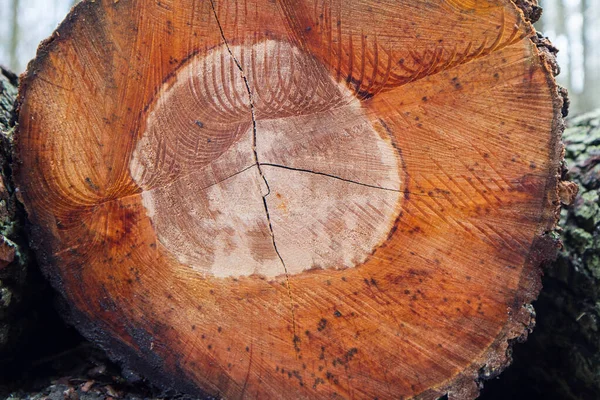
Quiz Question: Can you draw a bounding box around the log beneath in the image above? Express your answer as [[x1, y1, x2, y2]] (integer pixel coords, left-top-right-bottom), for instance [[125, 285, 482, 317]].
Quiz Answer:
[[13, 0, 569, 398], [0, 66, 32, 354]]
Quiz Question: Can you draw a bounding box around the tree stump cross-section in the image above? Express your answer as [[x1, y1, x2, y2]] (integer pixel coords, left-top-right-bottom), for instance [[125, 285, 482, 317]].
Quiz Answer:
[[14, 0, 568, 398]]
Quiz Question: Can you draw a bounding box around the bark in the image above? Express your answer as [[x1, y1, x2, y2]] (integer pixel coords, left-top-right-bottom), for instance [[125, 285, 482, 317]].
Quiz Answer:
[[0, 65, 29, 353], [512, 0, 542, 22]]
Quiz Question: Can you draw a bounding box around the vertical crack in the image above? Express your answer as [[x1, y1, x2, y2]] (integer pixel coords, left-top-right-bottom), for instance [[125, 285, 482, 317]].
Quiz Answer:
[[209, 0, 299, 351]]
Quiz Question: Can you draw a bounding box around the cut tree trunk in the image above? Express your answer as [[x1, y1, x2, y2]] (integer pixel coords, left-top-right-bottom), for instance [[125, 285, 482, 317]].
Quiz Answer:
[[13, 0, 570, 399]]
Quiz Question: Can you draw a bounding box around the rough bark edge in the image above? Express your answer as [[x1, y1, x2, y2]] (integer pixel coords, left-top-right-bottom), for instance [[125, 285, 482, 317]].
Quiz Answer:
[[511, 0, 543, 23], [0, 65, 21, 351], [417, 1, 571, 398], [11, 1, 571, 399]]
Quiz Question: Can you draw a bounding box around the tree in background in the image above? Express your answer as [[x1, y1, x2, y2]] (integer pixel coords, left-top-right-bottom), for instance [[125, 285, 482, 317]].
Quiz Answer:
[[581, 0, 600, 111], [538, 0, 600, 113], [8, 0, 19, 72]]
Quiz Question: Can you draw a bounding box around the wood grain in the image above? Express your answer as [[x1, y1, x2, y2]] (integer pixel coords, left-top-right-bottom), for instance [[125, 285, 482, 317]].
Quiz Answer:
[[14, 0, 566, 398]]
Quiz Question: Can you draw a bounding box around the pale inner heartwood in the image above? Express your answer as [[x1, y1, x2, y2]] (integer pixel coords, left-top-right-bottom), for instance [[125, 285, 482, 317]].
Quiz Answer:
[[130, 40, 403, 278]]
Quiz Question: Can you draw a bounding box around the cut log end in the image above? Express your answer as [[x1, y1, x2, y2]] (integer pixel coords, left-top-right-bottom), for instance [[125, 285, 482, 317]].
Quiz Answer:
[[14, 0, 569, 398]]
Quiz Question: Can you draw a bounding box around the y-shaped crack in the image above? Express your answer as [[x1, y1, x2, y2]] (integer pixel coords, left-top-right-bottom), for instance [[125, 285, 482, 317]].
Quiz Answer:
[[209, 0, 299, 351]]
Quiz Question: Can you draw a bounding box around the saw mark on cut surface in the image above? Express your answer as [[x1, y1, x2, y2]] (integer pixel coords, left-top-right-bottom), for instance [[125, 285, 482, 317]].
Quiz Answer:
[[209, 0, 298, 352]]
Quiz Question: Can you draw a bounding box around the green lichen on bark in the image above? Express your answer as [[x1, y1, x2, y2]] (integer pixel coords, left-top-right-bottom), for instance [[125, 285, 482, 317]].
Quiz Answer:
[[549, 110, 600, 397]]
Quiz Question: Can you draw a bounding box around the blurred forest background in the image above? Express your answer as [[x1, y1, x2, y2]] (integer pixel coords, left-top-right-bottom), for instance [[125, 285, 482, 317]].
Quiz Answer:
[[0, 0, 598, 114]]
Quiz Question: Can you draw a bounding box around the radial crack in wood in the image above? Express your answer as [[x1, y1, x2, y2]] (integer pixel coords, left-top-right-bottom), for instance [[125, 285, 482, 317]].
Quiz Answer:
[[13, 0, 568, 399], [208, 0, 301, 350]]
